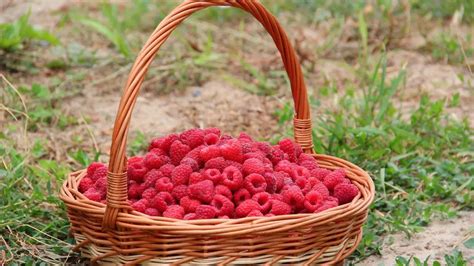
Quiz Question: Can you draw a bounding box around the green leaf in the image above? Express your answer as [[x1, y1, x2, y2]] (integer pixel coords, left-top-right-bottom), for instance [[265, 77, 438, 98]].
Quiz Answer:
[[464, 238, 474, 249]]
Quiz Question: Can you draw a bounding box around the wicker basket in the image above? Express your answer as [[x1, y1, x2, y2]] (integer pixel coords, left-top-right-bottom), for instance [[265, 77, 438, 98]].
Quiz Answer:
[[60, 0, 375, 265]]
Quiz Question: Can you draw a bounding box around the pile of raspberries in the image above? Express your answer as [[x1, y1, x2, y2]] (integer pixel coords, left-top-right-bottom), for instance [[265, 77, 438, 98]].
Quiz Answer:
[[79, 128, 359, 219]]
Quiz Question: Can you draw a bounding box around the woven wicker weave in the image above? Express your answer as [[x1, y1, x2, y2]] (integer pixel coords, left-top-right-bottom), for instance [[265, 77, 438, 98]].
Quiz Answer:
[[60, 0, 375, 265]]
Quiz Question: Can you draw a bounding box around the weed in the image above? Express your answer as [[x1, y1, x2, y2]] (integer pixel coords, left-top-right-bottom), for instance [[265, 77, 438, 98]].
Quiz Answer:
[[395, 249, 470, 265], [426, 32, 473, 65]]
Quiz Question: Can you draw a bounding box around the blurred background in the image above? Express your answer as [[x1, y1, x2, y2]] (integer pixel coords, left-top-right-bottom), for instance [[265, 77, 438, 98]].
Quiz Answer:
[[1, 0, 473, 265]]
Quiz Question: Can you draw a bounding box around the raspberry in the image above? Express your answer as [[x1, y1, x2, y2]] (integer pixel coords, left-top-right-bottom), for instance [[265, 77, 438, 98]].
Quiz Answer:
[[87, 162, 106, 177], [180, 128, 205, 149], [172, 185, 188, 201], [247, 210, 263, 217], [171, 164, 193, 185], [281, 186, 304, 209], [311, 168, 331, 181], [131, 199, 149, 213], [327, 196, 339, 204], [312, 182, 330, 198], [270, 146, 286, 165], [89, 166, 106, 182], [188, 180, 214, 203], [215, 185, 232, 199], [189, 172, 205, 184], [185, 146, 203, 165], [263, 173, 276, 193], [218, 215, 230, 219], [294, 143, 303, 159], [272, 194, 284, 202], [143, 169, 162, 188], [233, 188, 251, 206], [220, 141, 243, 163], [291, 166, 310, 181], [244, 173, 267, 195], [333, 183, 359, 204], [235, 199, 261, 218], [159, 163, 175, 177], [142, 188, 158, 201], [195, 205, 217, 219], [219, 134, 233, 142], [240, 142, 255, 153], [183, 213, 197, 220], [79, 177, 94, 193], [274, 172, 287, 192], [155, 177, 173, 193], [304, 190, 325, 212], [144, 152, 167, 169], [180, 157, 199, 171], [203, 127, 221, 136], [269, 200, 291, 215], [252, 192, 272, 213], [144, 208, 160, 216], [149, 134, 179, 153], [200, 145, 221, 162], [150, 192, 175, 212], [242, 158, 265, 176], [83, 188, 102, 202], [308, 176, 321, 188], [180, 196, 200, 213], [243, 152, 266, 162], [94, 177, 107, 195], [204, 133, 219, 145], [149, 148, 166, 156], [265, 213, 275, 217], [204, 157, 226, 171], [295, 177, 311, 194], [315, 200, 338, 213], [170, 141, 191, 166], [323, 169, 346, 190], [127, 161, 147, 182], [275, 160, 293, 176], [163, 205, 185, 219], [128, 182, 145, 199], [238, 132, 253, 142], [222, 166, 243, 191], [203, 168, 223, 184], [279, 138, 297, 162], [226, 160, 243, 172], [211, 195, 234, 217]]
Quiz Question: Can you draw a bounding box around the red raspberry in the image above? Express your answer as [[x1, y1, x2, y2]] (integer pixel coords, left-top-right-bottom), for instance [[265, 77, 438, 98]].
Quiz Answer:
[[184, 146, 203, 165], [255, 142, 272, 155], [218, 215, 230, 219], [294, 143, 303, 159], [311, 168, 331, 181], [188, 180, 214, 203], [270, 146, 286, 166], [220, 141, 243, 163], [333, 183, 359, 204], [304, 190, 325, 212], [282, 186, 304, 209], [200, 145, 221, 162], [150, 192, 175, 212], [149, 134, 179, 153], [215, 185, 232, 199], [226, 160, 243, 172], [171, 164, 192, 185], [221, 166, 243, 191], [219, 134, 233, 142], [163, 205, 185, 219], [83, 188, 102, 202], [143, 169, 162, 188], [169, 140, 191, 166], [180, 157, 199, 171], [252, 192, 271, 213], [238, 132, 253, 142], [142, 188, 158, 201], [272, 194, 284, 202], [233, 188, 251, 206], [274, 172, 287, 192], [247, 210, 264, 217], [269, 200, 291, 215], [144, 208, 160, 216], [155, 177, 173, 193], [183, 213, 197, 220], [323, 169, 346, 190], [189, 172, 205, 184], [79, 177, 94, 193], [195, 205, 217, 219], [203, 127, 221, 136], [128, 182, 145, 199], [172, 185, 188, 201], [263, 173, 276, 193], [94, 177, 107, 195], [144, 152, 167, 169], [131, 199, 149, 213], [275, 160, 293, 176], [240, 142, 255, 153], [279, 138, 297, 162], [204, 157, 226, 171], [87, 162, 106, 177], [315, 200, 338, 213], [265, 213, 275, 217], [244, 173, 267, 195], [308, 176, 321, 187], [291, 166, 310, 181], [204, 133, 219, 145], [211, 195, 234, 217], [159, 163, 175, 177], [203, 168, 223, 184], [90, 166, 107, 182], [127, 161, 147, 182], [149, 148, 166, 156], [180, 128, 205, 149], [312, 182, 330, 198], [295, 177, 312, 194], [242, 158, 265, 176], [243, 152, 266, 162], [235, 199, 261, 218], [180, 196, 200, 213]]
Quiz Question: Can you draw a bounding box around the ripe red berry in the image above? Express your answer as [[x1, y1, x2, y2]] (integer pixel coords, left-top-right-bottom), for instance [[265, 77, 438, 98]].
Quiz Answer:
[[127, 161, 147, 182], [195, 205, 217, 219], [304, 190, 325, 212], [211, 195, 234, 217], [269, 200, 291, 215], [247, 210, 264, 217], [235, 199, 261, 218], [200, 145, 221, 162], [172, 185, 188, 201], [144, 208, 160, 216], [142, 188, 158, 202], [244, 173, 267, 195], [243, 152, 266, 162], [189, 172, 205, 184], [155, 177, 173, 193], [163, 205, 185, 219], [169, 141, 191, 166], [184, 213, 197, 220], [220, 141, 243, 163], [90, 166, 107, 182], [128, 182, 145, 199], [314, 200, 338, 213], [203, 127, 221, 136], [333, 183, 359, 204], [252, 192, 272, 213], [87, 162, 106, 177], [132, 199, 149, 213], [312, 182, 330, 198], [83, 188, 102, 202], [279, 138, 297, 162], [144, 152, 167, 169], [274, 160, 293, 176], [204, 157, 227, 171], [79, 177, 94, 193], [150, 192, 175, 212], [238, 132, 253, 142], [94, 177, 107, 195], [188, 180, 214, 203], [242, 158, 265, 176], [180, 196, 200, 213], [171, 164, 192, 185], [180, 128, 205, 149], [221, 166, 243, 191], [214, 185, 232, 200], [311, 168, 331, 181], [233, 188, 251, 206], [149, 134, 179, 153], [281, 186, 305, 209], [204, 133, 219, 145], [180, 157, 199, 171], [291, 166, 310, 181], [143, 169, 162, 188], [323, 169, 346, 190], [203, 168, 223, 185]]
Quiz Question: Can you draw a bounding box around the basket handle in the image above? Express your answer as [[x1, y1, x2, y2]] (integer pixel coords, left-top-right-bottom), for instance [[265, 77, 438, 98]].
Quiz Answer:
[[103, 0, 313, 229]]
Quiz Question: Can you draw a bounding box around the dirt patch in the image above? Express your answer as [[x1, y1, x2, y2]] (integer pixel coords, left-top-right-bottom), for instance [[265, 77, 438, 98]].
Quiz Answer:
[[362, 211, 474, 264]]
